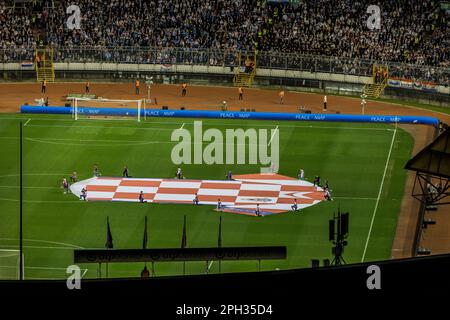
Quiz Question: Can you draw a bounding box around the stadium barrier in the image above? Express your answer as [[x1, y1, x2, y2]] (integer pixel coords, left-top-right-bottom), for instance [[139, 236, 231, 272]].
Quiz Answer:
[[20, 105, 440, 127]]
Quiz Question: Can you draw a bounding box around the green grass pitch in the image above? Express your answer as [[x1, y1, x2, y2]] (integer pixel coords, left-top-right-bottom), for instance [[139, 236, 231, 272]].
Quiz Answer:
[[0, 113, 414, 279]]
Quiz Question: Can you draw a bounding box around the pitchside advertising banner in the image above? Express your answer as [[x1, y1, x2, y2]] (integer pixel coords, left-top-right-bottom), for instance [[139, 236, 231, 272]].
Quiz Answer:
[[21, 105, 440, 126], [388, 77, 438, 93]]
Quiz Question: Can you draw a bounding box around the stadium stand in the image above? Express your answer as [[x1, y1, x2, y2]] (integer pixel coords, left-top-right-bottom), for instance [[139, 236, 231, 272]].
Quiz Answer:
[[0, 0, 449, 85]]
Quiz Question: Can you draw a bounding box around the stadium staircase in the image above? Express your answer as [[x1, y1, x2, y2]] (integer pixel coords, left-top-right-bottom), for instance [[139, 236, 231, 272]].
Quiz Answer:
[[363, 64, 389, 99], [35, 47, 55, 82], [233, 51, 256, 87]]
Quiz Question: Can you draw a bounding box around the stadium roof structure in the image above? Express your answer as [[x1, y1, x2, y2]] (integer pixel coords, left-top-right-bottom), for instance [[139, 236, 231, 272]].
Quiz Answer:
[[405, 128, 450, 205]]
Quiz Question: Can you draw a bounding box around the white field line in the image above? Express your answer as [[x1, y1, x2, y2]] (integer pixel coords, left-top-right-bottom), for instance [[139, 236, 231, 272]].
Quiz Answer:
[[0, 245, 84, 250], [0, 238, 84, 249], [180, 123, 185, 129], [207, 261, 214, 272], [0, 185, 59, 190], [24, 137, 162, 147], [26, 123, 177, 131], [0, 116, 392, 131], [27, 123, 391, 132], [333, 196, 377, 201], [0, 197, 87, 203], [0, 136, 316, 147], [268, 125, 278, 146], [23, 118, 31, 127], [0, 173, 70, 178], [0, 266, 89, 280], [361, 125, 397, 262], [0, 266, 87, 271]]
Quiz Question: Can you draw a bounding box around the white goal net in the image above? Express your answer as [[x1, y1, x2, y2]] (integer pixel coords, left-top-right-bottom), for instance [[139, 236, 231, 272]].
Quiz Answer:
[[0, 250, 24, 280], [71, 98, 145, 122]]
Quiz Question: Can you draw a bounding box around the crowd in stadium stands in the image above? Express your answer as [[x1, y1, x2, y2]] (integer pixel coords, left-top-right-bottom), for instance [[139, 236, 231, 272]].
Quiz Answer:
[[0, 0, 449, 85]]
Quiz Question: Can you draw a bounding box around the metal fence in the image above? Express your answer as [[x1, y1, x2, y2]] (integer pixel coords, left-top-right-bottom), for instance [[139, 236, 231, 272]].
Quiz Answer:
[[1, 46, 449, 85]]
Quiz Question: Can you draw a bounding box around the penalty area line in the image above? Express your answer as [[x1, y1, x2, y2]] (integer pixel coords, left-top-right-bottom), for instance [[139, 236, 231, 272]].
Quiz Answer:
[[361, 125, 397, 262]]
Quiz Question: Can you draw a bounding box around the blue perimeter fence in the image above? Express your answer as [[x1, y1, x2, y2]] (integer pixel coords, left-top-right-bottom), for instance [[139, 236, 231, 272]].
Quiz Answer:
[[20, 105, 440, 127]]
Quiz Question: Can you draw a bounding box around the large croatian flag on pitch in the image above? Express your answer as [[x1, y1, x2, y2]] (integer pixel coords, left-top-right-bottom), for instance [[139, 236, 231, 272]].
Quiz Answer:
[[70, 173, 325, 216]]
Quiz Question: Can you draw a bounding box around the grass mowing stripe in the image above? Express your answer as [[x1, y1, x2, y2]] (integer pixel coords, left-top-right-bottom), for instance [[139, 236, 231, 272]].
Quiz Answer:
[[0, 116, 393, 131], [0, 186, 59, 189], [26, 124, 177, 131], [0, 114, 412, 278], [0, 238, 84, 248], [361, 124, 398, 262], [0, 197, 86, 203], [0, 245, 85, 250]]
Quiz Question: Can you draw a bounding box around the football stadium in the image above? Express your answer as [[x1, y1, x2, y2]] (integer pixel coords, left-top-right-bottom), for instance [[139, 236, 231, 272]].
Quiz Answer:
[[0, 0, 450, 299]]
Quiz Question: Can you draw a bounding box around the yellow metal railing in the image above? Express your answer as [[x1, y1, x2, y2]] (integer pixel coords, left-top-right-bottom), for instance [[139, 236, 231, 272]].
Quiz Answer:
[[233, 50, 257, 87], [35, 47, 55, 82], [363, 64, 389, 98]]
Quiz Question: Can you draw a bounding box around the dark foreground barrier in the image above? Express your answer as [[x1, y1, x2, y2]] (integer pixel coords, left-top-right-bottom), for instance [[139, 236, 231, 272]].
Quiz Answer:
[[20, 105, 440, 127]]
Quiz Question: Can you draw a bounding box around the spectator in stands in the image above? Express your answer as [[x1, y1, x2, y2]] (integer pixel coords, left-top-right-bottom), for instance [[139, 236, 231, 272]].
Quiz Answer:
[[0, 0, 449, 85]]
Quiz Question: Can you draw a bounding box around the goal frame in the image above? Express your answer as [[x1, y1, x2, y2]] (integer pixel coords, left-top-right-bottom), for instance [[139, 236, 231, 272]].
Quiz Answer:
[[72, 97, 144, 122], [0, 249, 25, 280]]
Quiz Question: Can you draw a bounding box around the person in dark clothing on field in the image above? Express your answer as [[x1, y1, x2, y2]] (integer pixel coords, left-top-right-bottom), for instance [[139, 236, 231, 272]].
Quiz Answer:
[[314, 176, 321, 187], [123, 166, 129, 177], [255, 204, 262, 217], [139, 191, 147, 203], [80, 187, 87, 201], [141, 265, 150, 278], [193, 193, 199, 205]]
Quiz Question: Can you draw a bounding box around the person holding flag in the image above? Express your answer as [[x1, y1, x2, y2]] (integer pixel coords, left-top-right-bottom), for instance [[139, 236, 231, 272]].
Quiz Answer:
[[105, 217, 113, 249], [193, 193, 199, 205], [62, 178, 69, 194], [181, 215, 187, 249], [80, 187, 87, 201], [139, 191, 147, 203], [142, 216, 148, 249], [181, 215, 187, 275], [218, 216, 223, 273], [291, 199, 298, 211], [141, 220, 151, 278], [255, 204, 261, 217], [218, 216, 222, 248]]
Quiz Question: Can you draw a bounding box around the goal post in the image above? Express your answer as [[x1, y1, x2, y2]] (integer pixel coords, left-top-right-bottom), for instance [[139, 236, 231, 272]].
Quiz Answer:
[[71, 97, 144, 122], [0, 249, 24, 280]]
